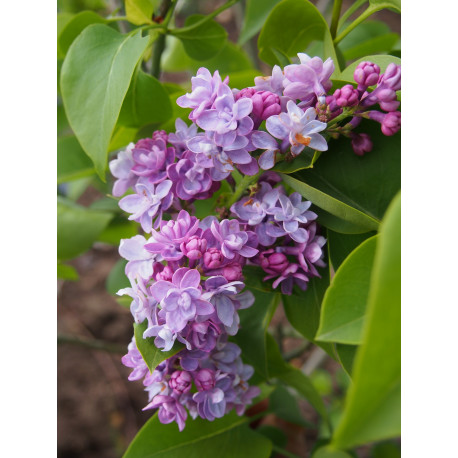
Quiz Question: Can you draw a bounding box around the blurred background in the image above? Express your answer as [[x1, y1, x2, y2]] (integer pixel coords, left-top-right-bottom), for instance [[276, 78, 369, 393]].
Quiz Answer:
[[57, 1, 400, 456]]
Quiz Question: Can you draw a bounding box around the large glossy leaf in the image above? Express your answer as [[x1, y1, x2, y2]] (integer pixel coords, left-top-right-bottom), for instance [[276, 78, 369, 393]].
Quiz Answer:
[[238, 0, 282, 45], [134, 320, 184, 372], [57, 11, 106, 56], [339, 55, 401, 84], [334, 344, 357, 377], [61, 24, 150, 178], [57, 196, 113, 260], [123, 412, 272, 458], [233, 288, 280, 382], [332, 193, 400, 448], [266, 333, 328, 422], [171, 14, 227, 61], [327, 230, 375, 271], [287, 121, 401, 232], [125, 0, 158, 25], [57, 135, 95, 184], [316, 236, 378, 345], [282, 266, 334, 357], [118, 70, 172, 127], [258, 0, 339, 70]]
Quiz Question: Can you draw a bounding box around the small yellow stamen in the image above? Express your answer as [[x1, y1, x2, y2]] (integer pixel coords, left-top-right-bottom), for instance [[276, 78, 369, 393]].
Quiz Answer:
[[295, 133, 311, 146]]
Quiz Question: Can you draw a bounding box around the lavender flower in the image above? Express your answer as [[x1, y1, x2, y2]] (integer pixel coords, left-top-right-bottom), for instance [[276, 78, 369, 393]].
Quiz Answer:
[[143, 395, 188, 431], [109, 143, 137, 197], [119, 180, 173, 233], [266, 101, 328, 156], [119, 235, 157, 279], [168, 118, 198, 157], [121, 337, 149, 381]]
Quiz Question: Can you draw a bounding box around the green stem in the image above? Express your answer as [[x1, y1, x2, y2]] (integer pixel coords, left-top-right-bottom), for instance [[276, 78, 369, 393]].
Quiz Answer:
[[334, 4, 381, 44], [330, 0, 343, 39], [327, 110, 353, 127], [225, 171, 263, 208], [151, 0, 175, 78], [338, 0, 368, 28]]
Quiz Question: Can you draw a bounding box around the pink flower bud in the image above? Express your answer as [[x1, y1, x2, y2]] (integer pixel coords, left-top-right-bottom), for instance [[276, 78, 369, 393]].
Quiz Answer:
[[180, 236, 207, 260], [333, 84, 359, 107], [260, 251, 289, 275], [378, 63, 401, 91], [152, 130, 168, 143], [381, 111, 401, 136], [203, 248, 224, 269], [194, 369, 215, 391], [236, 89, 281, 128], [153, 262, 173, 282], [351, 133, 373, 156], [354, 61, 381, 89], [169, 370, 192, 394], [223, 263, 243, 281]]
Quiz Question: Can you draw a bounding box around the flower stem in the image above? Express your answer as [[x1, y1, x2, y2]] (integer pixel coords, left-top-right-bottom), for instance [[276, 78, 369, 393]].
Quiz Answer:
[[57, 334, 125, 354], [330, 0, 343, 39], [225, 171, 263, 208]]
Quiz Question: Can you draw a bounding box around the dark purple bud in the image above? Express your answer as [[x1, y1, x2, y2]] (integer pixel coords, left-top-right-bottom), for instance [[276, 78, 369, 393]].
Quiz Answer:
[[194, 369, 216, 391], [223, 263, 243, 281], [169, 370, 192, 394], [351, 133, 373, 156], [203, 248, 224, 269], [381, 111, 401, 136], [333, 84, 359, 107], [152, 130, 168, 143], [354, 61, 381, 89], [260, 251, 289, 275], [180, 235, 207, 260]]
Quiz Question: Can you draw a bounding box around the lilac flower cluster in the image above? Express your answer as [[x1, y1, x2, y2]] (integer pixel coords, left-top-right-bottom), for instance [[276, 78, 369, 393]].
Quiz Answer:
[[231, 180, 326, 295], [117, 210, 260, 430]]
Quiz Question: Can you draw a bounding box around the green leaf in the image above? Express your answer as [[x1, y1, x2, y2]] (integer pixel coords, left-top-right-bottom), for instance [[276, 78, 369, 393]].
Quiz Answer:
[[134, 320, 184, 372], [258, 0, 339, 72], [57, 13, 74, 58], [256, 425, 288, 449], [343, 33, 399, 61], [314, 209, 374, 235], [334, 344, 357, 376], [241, 266, 274, 293], [273, 149, 315, 174], [316, 236, 378, 345], [123, 412, 272, 458], [57, 262, 79, 281], [61, 24, 150, 179], [371, 442, 401, 458], [327, 230, 375, 271], [233, 289, 280, 381], [288, 121, 400, 231], [266, 333, 328, 421], [238, 0, 282, 45], [57, 135, 95, 184], [98, 217, 139, 245], [282, 267, 334, 357], [281, 173, 379, 233], [339, 55, 401, 84], [369, 0, 400, 13], [58, 11, 106, 57], [172, 14, 227, 61], [108, 125, 138, 152], [106, 259, 130, 295], [332, 193, 400, 448], [57, 196, 114, 260], [269, 384, 312, 427], [118, 70, 172, 127], [125, 0, 158, 25]]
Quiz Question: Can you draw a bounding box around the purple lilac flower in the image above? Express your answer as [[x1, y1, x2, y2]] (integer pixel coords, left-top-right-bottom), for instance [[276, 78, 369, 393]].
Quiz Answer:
[[283, 54, 334, 103], [119, 235, 158, 279], [266, 101, 328, 156], [150, 267, 214, 332], [121, 337, 149, 381], [353, 61, 381, 91], [131, 137, 175, 183], [143, 395, 188, 431], [109, 143, 137, 197], [145, 210, 200, 260], [254, 65, 285, 96], [206, 219, 259, 259], [361, 64, 401, 112], [169, 370, 192, 395], [119, 180, 173, 233], [180, 235, 207, 260], [178, 320, 222, 351], [251, 131, 281, 170], [167, 150, 215, 200], [235, 88, 281, 129], [176, 68, 228, 121], [168, 118, 198, 157], [265, 192, 317, 243]]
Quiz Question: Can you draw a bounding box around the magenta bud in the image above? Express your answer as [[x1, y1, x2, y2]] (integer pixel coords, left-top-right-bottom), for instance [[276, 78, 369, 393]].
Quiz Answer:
[[351, 133, 373, 156], [169, 370, 192, 394], [354, 61, 381, 89], [153, 262, 173, 282], [180, 236, 207, 260], [378, 63, 401, 91], [203, 248, 224, 269], [223, 263, 243, 281], [381, 111, 401, 136], [260, 251, 289, 274], [152, 130, 168, 143], [236, 89, 281, 128], [194, 369, 215, 391], [333, 84, 359, 107]]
